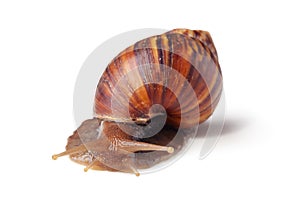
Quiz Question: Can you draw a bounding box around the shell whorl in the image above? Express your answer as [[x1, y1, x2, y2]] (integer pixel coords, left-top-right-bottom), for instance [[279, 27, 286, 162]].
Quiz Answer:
[[94, 29, 222, 128]]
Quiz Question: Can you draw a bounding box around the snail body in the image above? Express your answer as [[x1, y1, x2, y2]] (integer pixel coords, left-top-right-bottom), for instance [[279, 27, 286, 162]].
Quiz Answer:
[[53, 29, 223, 175]]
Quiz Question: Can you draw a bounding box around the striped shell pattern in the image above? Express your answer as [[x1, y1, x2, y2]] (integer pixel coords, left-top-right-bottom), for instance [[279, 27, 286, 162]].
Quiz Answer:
[[94, 29, 222, 129]]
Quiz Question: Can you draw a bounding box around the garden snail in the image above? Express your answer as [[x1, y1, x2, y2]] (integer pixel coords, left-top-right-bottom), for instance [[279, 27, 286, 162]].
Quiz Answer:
[[52, 29, 223, 176]]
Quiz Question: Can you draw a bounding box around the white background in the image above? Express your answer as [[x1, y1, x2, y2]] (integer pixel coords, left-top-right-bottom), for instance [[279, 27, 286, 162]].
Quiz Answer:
[[0, 0, 299, 199]]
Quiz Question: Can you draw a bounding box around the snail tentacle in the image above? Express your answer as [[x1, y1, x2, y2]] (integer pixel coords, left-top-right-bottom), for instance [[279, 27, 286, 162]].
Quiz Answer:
[[83, 158, 97, 172], [52, 144, 88, 160], [119, 139, 174, 153]]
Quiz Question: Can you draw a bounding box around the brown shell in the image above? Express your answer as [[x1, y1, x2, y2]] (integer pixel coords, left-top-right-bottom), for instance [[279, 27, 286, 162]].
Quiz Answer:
[[94, 29, 222, 128]]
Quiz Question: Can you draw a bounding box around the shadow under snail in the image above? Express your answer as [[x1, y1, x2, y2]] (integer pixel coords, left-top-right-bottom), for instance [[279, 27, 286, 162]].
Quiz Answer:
[[52, 29, 223, 176]]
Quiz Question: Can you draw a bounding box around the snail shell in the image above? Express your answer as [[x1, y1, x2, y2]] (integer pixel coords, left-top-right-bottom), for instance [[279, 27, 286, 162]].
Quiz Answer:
[[53, 29, 223, 175], [95, 29, 222, 128]]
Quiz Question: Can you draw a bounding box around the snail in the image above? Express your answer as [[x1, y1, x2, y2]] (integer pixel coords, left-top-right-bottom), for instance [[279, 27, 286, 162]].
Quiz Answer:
[[52, 29, 223, 176]]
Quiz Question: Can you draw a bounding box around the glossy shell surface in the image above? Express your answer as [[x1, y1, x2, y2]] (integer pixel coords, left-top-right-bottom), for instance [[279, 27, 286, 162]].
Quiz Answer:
[[94, 29, 222, 128]]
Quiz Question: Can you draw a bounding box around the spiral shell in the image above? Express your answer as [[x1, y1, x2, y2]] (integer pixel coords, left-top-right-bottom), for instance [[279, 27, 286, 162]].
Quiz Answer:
[[94, 29, 222, 129]]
